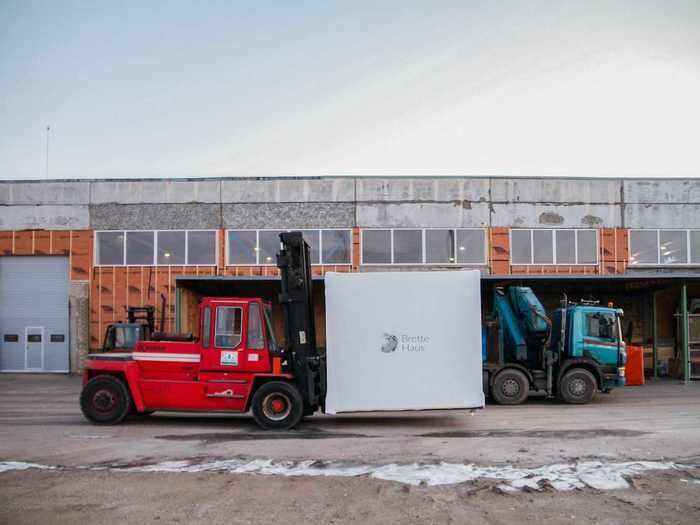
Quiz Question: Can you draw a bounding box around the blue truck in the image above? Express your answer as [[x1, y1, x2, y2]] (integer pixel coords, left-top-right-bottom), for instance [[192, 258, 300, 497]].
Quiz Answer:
[[483, 287, 626, 404]]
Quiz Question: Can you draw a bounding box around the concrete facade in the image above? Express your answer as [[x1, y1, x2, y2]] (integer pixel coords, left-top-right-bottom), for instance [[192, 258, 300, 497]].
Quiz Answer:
[[3, 177, 699, 231]]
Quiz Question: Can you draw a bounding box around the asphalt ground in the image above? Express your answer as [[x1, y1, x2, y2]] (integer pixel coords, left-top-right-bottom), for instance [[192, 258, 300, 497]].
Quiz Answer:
[[1, 374, 699, 524]]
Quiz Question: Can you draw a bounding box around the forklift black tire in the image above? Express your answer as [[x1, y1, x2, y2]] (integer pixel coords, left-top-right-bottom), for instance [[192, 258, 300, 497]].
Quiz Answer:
[[558, 368, 597, 404], [251, 381, 304, 430], [80, 375, 132, 425], [491, 369, 529, 405]]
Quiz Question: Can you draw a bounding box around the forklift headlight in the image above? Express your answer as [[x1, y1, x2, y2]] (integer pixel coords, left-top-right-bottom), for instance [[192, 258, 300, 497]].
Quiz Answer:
[[618, 367, 625, 378]]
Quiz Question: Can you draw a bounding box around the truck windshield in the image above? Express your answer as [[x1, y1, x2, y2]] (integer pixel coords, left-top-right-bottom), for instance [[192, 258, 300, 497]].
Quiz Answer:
[[263, 306, 278, 352]]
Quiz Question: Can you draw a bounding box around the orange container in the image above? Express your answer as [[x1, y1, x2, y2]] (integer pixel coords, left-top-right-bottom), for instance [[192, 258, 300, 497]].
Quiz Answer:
[[625, 345, 645, 386]]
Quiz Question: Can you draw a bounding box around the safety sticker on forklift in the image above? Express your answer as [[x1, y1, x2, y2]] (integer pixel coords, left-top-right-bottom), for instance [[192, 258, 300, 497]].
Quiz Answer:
[[220, 351, 238, 366]]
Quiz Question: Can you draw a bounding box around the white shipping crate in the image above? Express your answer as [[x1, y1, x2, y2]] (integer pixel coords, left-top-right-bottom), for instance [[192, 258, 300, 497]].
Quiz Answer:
[[324, 271, 484, 414]]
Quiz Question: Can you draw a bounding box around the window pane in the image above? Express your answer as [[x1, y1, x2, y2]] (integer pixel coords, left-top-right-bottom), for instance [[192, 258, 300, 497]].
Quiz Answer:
[[457, 229, 485, 264], [259, 230, 283, 265], [157, 231, 186, 264], [691, 231, 700, 264], [532, 230, 553, 264], [555, 230, 575, 264], [126, 231, 154, 265], [362, 230, 391, 264], [215, 306, 242, 348], [660, 230, 688, 264], [629, 230, 657, 265], [202, 307, 211, 348], [586, 313, 614, 338], [300, 230, 320, 265], [322, 230, 351, 264], [577, 230, 597, 264], [247, 303, 264, 350], [188, 231, 216, 265], [228, 230, 257, 264], [426, 229, 455, 264], [511, 230, 531, 264], [393, 230, 422, 264], [97, 231, 124, 265]]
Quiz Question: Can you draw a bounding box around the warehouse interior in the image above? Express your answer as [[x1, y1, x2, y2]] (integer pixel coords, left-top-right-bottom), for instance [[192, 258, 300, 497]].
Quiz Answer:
[[174, 274, 700, 381]]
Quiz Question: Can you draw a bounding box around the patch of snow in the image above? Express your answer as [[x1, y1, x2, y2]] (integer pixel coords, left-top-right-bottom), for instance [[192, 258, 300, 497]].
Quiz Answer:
[[2, 457, 694, 492], [114, 458, 684, 490], [0, 461, 55, 473]]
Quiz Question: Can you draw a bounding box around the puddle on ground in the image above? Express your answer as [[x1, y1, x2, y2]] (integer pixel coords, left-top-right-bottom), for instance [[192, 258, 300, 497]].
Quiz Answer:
[[420, 429, 648, 439], [155, 430, 376, 443]]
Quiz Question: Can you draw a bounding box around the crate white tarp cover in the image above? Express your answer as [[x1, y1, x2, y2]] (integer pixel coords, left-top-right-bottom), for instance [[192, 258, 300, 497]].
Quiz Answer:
[[324, 271, 484, 414]]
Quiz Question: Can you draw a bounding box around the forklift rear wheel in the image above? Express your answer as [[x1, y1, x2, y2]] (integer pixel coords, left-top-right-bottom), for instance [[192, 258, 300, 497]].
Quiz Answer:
[[558, 368, 596, 404], [491, 369, 529, 405], [80, 375, 132, 425], [251, 381, 304, 430]]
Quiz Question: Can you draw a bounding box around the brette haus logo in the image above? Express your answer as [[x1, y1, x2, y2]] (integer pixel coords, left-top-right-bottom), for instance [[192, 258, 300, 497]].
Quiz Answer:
[[381, 333, 430, 353]]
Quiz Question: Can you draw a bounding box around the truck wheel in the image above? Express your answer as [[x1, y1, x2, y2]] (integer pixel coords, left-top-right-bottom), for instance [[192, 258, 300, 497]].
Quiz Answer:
[[251, 381, 304, 430], [80, 375, 132, 425], [558, 369, 597, 404], [491, 369, 529, 405]]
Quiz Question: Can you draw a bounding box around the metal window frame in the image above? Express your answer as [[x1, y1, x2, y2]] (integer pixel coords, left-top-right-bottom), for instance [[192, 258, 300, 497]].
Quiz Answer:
[[360, 227, 488, 266], [214, 305, 243, 349], [94, 230, 218, 267], [225, 228, 353, 267], [509, 228, 600, 266], [629, 228, 700, 267]]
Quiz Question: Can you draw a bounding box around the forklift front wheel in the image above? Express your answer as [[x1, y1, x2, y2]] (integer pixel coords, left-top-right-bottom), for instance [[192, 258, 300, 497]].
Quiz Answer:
[[251, 381, 304, 430], [491, 369, 529, 405], [80, 375, 132, 425]]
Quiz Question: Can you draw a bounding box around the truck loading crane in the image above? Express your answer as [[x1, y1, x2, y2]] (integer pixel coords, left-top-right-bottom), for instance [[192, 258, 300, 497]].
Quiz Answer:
[[80, 231, 324, 430], [483, 287, 626, 405]]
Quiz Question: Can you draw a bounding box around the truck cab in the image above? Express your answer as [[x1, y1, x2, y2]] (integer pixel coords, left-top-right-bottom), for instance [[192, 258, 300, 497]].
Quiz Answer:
[[80, 232, 325, 430], [484, 287, 626, 405], [554, 304, 626, 391]]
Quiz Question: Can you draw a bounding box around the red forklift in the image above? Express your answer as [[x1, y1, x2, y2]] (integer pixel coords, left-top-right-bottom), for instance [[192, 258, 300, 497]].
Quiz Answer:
[[80, 232, 326, 429]]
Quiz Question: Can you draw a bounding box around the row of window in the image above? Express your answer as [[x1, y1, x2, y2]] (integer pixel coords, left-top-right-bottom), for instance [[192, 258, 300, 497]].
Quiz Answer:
[[629, 229, 700, 266], [227, 230, 352, 265], [96, 230, 218, 266], [95, 228, 700, 267], [361, 229, 487, 265], [511, 229, 598, 265]]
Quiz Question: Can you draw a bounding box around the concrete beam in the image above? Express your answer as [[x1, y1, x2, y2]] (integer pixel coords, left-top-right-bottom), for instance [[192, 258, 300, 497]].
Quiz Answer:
[[357, 202, 490, 228], [221, 178, 354, 203], [89, 204, 221, 230], [69, 281, 89, 374], [491, 203, 621, 228], [491, 178, 621, 204], [624, 204, 700, 229], [222, 203, 355, 229], [355, 178, 490, 202], [0, 205, 90, 230], [90, 180, 220, 204], [624, 179, 700, 204], [0, 182, 90, 205]]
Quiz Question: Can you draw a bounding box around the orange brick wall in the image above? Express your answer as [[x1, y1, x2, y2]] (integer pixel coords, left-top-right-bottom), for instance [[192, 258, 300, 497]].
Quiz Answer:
[[0, 229, 93, 281]]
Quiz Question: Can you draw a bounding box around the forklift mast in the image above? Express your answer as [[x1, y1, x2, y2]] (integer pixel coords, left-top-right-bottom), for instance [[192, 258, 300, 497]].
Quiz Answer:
[[277, 231, 326, 413]]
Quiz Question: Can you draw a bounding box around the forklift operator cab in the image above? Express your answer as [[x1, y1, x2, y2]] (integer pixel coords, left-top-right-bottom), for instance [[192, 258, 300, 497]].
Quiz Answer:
[[199, 298, 278, 373]]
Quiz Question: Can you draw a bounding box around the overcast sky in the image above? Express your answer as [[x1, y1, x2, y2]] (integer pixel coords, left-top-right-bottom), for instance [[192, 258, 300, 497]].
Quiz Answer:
[[1, 1, 699, 180]]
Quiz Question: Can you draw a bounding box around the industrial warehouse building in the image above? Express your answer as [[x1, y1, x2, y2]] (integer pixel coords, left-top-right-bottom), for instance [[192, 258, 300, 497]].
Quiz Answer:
[[0, 176, 698, 381]]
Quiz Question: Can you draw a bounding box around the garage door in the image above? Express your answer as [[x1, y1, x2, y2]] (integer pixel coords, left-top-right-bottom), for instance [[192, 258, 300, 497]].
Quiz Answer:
[[0, 257, 70, 372]]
